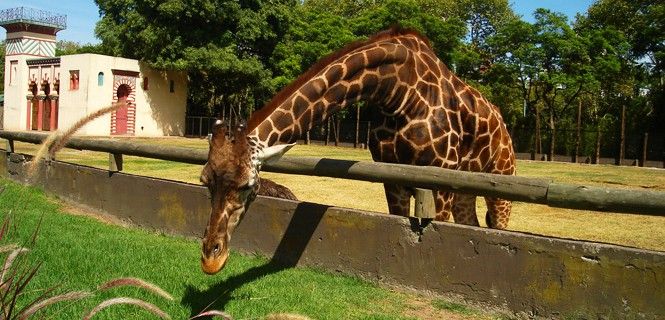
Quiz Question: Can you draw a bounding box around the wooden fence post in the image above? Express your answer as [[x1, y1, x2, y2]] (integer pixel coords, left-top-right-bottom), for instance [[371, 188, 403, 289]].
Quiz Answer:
[[6, 139, 14, 153], [414, 188, 435, 219], [109, 153, 123, 172]]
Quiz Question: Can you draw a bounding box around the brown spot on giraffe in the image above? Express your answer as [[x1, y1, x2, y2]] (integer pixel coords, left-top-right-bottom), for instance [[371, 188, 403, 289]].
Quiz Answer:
[[202, 27, 516, 274]]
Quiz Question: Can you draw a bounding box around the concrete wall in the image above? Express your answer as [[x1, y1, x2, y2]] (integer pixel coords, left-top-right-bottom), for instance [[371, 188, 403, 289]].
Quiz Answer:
[[1, 152, 664, 319]]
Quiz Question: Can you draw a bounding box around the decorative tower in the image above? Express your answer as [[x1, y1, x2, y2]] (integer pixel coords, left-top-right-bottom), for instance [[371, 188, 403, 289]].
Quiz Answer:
[[1, 7, 66, 130]]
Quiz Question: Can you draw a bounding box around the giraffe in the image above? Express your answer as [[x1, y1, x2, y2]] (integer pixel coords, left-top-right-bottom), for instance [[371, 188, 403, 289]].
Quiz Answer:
[[200, 27, 515, 274]]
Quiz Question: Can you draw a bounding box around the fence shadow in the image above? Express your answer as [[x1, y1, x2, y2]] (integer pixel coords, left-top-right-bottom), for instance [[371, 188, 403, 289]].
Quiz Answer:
[[180, 202, 328, 318]]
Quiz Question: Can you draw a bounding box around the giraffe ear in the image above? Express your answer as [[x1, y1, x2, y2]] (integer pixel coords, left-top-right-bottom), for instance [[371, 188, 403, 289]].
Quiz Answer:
[[258, 143, 295, 166]]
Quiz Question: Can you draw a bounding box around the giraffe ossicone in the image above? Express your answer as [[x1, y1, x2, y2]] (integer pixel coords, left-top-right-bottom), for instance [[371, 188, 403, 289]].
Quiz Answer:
[[200, 26, 516, 275]]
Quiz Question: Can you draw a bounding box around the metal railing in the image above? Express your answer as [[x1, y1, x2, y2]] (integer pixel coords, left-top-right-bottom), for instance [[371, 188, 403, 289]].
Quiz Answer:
[[0, 7, 67, 30], [2, 130, 664, 216]]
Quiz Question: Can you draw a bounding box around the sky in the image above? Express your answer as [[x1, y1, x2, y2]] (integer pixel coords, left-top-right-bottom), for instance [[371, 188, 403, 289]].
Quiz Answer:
[[1, 0, 597, 45]]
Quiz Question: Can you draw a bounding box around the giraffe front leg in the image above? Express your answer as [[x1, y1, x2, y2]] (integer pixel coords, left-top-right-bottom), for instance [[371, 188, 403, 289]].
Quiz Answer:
[[383, 184, 412, 216], [484, 197, 511, 229], [452, 193, 480, 226], [433, 191, 453, 222]]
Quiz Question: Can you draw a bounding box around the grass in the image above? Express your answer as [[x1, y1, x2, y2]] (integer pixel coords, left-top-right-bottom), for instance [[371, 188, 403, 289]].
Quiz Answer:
[[431, 300, 476, 316], [0, 178, 503, 320], [6, 137, 665, 251]]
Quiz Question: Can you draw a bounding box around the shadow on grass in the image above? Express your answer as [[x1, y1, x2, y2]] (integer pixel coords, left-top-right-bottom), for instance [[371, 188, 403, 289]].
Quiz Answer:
[[181, 202, 328, 319]]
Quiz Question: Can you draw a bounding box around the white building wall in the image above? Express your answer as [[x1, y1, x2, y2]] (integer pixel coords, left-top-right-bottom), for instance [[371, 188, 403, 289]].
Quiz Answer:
[[134, 64, 187, 136], [56, 54, 187, 136], [3, 55, 30, 131]]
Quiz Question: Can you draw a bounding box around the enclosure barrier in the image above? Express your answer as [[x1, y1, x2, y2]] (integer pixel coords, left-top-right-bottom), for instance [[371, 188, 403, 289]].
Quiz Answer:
[[2, 130, 664, 216], [1, 130, 664, 319]]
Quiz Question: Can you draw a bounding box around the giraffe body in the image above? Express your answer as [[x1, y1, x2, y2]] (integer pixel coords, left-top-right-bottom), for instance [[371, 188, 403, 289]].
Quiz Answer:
[[248, 27, 515, 227], [200, 28, 516, 274]]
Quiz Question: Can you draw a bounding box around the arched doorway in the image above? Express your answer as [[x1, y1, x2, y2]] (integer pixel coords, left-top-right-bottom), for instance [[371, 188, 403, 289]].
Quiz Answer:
[[111, 72, 138, 135], [114, 84, 131, 135]]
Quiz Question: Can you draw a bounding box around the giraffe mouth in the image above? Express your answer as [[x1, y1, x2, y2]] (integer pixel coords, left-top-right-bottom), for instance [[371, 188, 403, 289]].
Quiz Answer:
[[201, 251, 229, 275]]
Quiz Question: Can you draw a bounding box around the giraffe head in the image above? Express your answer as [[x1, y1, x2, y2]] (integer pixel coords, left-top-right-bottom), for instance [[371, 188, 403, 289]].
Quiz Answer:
[[199, 120, 293, 275]]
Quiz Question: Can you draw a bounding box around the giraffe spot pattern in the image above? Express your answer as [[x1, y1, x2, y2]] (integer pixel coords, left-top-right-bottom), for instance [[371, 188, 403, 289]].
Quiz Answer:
[[248, 30, 516, 229]]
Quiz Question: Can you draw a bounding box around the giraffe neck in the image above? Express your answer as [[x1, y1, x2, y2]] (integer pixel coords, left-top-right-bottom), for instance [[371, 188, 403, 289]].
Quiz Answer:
[[248, 32, 454, 148]]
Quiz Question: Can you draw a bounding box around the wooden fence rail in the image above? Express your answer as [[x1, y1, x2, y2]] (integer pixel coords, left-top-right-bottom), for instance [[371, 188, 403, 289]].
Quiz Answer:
[[2, 130, 664, 216]]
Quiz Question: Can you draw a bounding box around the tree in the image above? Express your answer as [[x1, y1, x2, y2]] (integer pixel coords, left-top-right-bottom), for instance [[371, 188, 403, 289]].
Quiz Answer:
[[94, 0, 298, 118], [581, 0, 664, 161], [352, 0, 466, 65], [486, 18, 543, 153], [270, 8, 357, 88]]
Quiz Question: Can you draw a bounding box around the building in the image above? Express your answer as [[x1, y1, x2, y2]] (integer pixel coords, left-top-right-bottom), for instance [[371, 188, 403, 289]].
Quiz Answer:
[[1, 7, 187, 136]]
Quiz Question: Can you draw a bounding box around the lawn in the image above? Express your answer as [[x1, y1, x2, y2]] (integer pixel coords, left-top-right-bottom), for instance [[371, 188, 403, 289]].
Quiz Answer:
[[0, 179, 504, 320], [6, 137, 665, 251]]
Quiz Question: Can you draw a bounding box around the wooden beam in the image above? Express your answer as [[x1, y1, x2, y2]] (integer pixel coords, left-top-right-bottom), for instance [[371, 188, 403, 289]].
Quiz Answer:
[[2, 130, 664, 216]]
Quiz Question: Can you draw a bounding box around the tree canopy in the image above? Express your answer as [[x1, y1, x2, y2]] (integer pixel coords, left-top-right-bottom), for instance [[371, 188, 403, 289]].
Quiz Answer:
[[82, 0, 665, 160]]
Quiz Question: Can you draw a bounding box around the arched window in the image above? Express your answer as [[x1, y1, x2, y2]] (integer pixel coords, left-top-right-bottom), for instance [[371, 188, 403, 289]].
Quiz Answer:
[[98, 72, 104, 86], [169, 80, 175, 93], [142, 77, 149, 90]]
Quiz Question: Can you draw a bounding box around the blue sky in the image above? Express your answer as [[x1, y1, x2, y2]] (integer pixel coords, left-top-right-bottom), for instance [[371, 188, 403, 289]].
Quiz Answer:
[[2, 0, 596, 44]]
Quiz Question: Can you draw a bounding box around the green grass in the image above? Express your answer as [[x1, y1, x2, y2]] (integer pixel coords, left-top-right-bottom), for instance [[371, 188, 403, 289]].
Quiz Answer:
[[0, 178, 502, 320], [7, 138, 665, 251], [431, 300, 476, 316]]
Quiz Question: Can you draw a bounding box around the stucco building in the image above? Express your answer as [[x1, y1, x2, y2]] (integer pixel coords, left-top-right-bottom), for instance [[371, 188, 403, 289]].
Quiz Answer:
[[1, 7, 187, 136]]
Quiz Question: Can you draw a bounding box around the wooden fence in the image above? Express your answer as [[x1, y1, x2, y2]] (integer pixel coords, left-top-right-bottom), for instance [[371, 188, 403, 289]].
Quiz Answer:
[[2, 130, 665, 216]]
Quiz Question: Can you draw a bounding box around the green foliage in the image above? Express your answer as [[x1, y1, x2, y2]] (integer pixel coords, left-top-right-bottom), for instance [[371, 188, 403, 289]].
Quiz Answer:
[[270, 8, 358, 88], [431, 299, 477, 316], [94, 0, 298, 116], [355, 0, 466, 64], [88, 0, 665, 158], [56, 40, 106, 56]]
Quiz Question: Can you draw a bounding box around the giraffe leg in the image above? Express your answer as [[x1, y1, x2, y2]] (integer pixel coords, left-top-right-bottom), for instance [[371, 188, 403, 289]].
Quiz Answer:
[[433, 191, 453, 222], [452, 193, 480, 226], [383, 184, 412, 216], [484, 197, 511, 229]]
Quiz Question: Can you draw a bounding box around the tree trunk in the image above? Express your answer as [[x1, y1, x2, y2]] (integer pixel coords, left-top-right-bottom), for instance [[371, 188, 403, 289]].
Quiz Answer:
[[334, 115, 341, 147], [325, 118, 331, 146], [366, 121, 371, 149], [549, 112, 555, 162], [535, 107, 542, 155], [354, 104, 360, 148], [305, 130, 310, 145], [617, 103, 626, 166], [594, 124, 602, 164], [641, 132, 648, 167], [574, 100, 582, 163]]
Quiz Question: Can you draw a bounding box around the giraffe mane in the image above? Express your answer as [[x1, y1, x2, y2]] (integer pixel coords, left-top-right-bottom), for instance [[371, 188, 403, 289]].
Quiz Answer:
[[248, 26, 432, 131]]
